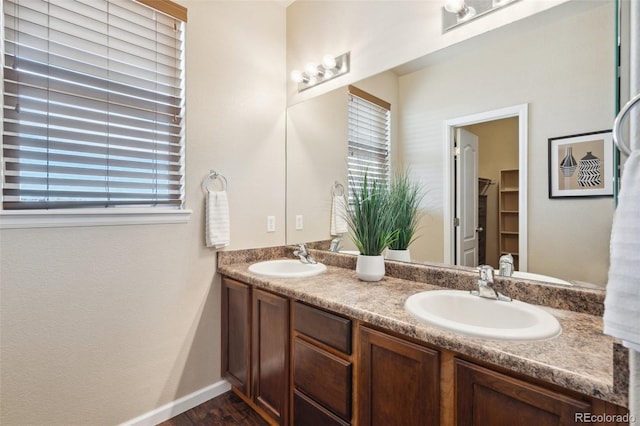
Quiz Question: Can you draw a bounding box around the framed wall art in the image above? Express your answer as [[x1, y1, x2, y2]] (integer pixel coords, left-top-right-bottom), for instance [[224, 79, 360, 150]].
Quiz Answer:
[[548, 130, 614, 198]]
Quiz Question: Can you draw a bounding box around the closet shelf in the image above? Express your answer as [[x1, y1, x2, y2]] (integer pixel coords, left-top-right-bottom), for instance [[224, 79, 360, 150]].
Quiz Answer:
[[499, 169, 520, 270]]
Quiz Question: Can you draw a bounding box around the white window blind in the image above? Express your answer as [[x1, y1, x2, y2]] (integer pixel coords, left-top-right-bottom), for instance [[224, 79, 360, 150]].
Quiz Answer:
[[347, 85, 391, 197], [2, 0, 185, 210]]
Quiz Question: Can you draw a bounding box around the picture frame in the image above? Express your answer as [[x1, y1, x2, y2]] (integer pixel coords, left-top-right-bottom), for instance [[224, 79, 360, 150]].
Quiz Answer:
[[548, 130, 614, 198]]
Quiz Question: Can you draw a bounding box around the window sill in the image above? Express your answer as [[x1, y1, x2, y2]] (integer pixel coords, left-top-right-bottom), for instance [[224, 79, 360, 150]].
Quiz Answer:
[[0, 208, 192, 229]]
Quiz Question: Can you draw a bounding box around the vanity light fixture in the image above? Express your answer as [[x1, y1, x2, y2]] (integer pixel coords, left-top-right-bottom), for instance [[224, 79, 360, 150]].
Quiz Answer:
[[442, 0, 519, 32], [444, 0, 476, 23], [290, 52, 350, 92]]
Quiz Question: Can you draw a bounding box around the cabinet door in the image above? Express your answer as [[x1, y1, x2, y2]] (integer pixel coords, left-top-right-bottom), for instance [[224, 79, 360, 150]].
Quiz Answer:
[[221, 277, 251, 395], [455, 358, 591, 426], [253, 289, 289, 425], [358, 326, 440, 426]]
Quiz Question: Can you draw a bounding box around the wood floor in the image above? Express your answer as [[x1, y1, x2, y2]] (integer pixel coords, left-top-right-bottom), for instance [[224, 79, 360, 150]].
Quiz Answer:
[[158, 391, 268, 426]]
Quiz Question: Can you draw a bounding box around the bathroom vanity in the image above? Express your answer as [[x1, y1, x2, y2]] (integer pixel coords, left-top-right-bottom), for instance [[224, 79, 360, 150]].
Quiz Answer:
[[218, 247, 628, 426]]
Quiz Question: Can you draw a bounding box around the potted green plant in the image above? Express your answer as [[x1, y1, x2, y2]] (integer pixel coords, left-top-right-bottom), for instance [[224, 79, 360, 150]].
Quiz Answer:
[[343, 172, 398, 281], [386, 171, 424, 262]]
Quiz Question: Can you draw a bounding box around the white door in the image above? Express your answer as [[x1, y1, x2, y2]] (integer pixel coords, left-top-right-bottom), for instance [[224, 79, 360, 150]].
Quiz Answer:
[[455, 128, 479, 267]]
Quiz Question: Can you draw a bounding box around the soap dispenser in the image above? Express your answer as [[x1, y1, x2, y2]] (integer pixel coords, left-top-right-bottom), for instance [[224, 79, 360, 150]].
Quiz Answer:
[[499, 253, 514, 277]]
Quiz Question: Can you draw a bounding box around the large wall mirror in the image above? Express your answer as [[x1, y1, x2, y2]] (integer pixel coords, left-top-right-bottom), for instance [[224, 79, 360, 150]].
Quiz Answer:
[[286, 1, 617, 288]]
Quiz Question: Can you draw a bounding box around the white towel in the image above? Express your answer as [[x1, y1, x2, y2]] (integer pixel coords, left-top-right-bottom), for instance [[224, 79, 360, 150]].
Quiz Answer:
[[603, 150, 640, 347], [631, 349, 640, 421], [205, 190, 230, 249], [330, 194, 348, 236]]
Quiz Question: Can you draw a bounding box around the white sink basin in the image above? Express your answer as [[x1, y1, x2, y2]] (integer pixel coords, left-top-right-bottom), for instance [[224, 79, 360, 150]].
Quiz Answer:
[[339, 250, 360, 255], [510, 271, 572, 286], [248, 259, 327, 278], [404, 290, 561, 341]]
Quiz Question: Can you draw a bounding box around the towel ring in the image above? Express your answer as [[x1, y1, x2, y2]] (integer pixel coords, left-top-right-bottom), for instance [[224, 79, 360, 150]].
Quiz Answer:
[[332, 181, 345, 196], [613, 92, 640, 157], [202, 171, 228, 193]]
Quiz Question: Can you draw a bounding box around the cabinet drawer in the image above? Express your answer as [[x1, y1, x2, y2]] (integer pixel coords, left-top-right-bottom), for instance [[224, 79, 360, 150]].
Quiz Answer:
[[294, 338, 352, 421], [294, 302, 351, 354], [294, 390, 350, 426]]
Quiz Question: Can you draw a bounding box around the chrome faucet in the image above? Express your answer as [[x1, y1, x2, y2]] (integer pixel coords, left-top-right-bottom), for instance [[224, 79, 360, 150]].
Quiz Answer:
[[293, 243, 317, 264], [498, 253, 514, 277], [472, 265, 512, 302], [329, 237, 342, 252]]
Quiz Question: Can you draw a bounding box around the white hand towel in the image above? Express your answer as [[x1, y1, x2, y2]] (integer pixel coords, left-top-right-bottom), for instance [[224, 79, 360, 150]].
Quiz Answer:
[[331, 194, 348, 236], [603, 150, 640, 347], [631, 349, 640, 421], [205, 190, 230, 249]]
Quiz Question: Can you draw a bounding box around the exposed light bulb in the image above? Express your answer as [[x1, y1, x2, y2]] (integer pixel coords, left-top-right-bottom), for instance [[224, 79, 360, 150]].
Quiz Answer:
[[290, 70, 305, 83], [444, 0, 465, 13], [305, 62, 319, 77], [322, 54, 337, 70], [457, 5, 476, 21], [307, 75, 318, 86]]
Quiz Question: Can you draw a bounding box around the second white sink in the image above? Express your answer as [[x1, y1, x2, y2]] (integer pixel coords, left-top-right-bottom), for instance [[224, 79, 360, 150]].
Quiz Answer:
[[248, 259, 327, 278], [510, 271, 572, 286], [405, 290, 561, 341]]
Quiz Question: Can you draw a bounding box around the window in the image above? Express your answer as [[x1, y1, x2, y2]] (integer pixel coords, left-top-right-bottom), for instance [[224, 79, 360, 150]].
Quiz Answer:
[[347, 85, 391, 198], [2, 0, 187, 220]]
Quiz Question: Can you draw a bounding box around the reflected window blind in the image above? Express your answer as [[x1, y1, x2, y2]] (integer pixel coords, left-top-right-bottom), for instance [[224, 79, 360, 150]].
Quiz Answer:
[[347, 85, 391, 199], [2, 0, 186, 210]]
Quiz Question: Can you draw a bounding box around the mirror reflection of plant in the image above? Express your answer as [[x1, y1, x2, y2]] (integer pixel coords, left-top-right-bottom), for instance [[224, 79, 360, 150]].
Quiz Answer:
[[388, 171, 425, 251], [343, 172, 399, 256]]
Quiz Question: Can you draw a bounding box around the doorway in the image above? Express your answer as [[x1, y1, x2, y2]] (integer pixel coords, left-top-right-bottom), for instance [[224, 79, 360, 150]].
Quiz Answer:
[[443, 104, 528, 271]]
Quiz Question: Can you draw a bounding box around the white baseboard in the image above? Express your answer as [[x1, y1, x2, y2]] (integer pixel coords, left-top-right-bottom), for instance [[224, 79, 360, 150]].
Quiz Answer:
[[119, 380, 232, 426]]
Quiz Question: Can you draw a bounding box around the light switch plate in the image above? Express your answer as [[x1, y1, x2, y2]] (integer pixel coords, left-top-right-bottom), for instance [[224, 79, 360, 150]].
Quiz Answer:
[[295, 215, 303, 230], [267, 216, 276, 232]]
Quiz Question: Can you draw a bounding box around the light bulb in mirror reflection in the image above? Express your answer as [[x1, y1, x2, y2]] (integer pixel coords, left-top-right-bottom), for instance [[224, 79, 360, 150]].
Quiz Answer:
[[444, 0, 476, 21], [305, 63, 320, 76], [290, 70, 305, 83], [322, 54, 337, 70], [444, 0, 466, 13]]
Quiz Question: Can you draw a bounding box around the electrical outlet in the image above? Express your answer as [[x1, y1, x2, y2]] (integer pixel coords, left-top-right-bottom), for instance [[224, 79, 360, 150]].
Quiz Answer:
[[295, 215, 303, 230], [267, 216, 276, 232]]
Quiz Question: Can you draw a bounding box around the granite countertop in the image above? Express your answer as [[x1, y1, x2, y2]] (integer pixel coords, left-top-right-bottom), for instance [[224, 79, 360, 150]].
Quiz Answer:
[[217, 247, 627, 408]]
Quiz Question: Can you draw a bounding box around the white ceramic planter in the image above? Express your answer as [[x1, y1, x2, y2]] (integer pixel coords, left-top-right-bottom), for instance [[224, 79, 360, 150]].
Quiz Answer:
[[356, 254, 385, 281], [386, 249, 411, 262]]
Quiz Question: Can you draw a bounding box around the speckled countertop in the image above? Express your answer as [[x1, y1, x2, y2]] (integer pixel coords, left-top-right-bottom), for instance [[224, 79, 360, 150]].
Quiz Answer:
[[217, 246, 628, 408]]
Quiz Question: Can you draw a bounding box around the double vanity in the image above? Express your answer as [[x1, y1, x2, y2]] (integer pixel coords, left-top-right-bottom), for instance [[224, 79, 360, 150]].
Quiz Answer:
[[218, 245, 628, 425]]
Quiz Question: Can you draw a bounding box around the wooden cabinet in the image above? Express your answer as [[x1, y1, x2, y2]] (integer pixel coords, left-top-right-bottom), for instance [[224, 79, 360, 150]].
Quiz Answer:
[[253, 289, 290, 425], [292, 302, 353, 425], [223, 275, 628, 426], [358, 326, 440, 426], [455, 358, 593, 426], [498, 169, 519, 269], [221, 277, 251, 395], [221, 278, 289, 425]]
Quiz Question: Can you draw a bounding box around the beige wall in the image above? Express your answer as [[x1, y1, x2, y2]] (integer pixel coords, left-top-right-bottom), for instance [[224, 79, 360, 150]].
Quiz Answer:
[[399, 1, 615, 284], [0, 1, 286, 425]]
